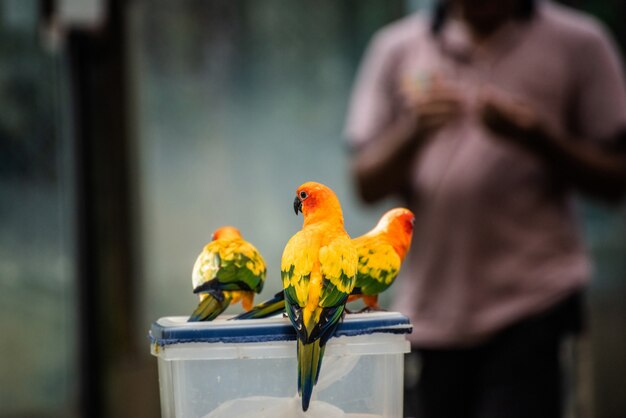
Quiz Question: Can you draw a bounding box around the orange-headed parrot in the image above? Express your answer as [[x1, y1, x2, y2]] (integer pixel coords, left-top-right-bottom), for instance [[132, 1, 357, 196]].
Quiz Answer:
[[282, 182, 357, 411], [234, 207, 414, 319], [348, 207, 414, 311], [188, 226, 266, 322]]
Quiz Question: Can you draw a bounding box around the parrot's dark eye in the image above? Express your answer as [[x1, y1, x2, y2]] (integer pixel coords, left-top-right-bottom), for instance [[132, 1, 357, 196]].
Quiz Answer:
[[299, 191, 308, 199]]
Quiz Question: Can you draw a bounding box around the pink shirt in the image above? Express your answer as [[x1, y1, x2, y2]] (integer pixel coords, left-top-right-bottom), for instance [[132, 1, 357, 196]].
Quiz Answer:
[[345, 2, 626, 347]]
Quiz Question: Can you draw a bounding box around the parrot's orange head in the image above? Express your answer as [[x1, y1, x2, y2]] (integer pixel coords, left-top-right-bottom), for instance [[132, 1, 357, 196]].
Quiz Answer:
[[383, 208, 415, 235], [293, 181, 344, 226], [212, 226, 242, 241], [378, 208, 415, 259]]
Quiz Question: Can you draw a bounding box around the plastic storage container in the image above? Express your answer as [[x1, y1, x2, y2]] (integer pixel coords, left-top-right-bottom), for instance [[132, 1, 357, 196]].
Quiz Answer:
[[150, 312, 411, 418]]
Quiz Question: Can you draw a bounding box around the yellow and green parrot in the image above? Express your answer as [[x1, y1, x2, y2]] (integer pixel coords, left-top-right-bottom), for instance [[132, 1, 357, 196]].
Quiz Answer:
[[348, 207, 414, 311], [234, 207, 414, 319], [188, 226, 266, 322], [282, 182, 357, 411]]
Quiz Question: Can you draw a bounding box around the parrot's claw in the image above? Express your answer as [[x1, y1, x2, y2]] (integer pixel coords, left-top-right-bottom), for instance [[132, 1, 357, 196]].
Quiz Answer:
[[358, 306, 386, 313]]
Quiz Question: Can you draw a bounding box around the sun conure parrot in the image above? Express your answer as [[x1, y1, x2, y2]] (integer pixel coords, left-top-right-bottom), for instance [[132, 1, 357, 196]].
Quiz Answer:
[[282, 182, 357, 411], [347, 207, 414, 311], [188, 226, 266, 322], [233, 207, 414, 319]]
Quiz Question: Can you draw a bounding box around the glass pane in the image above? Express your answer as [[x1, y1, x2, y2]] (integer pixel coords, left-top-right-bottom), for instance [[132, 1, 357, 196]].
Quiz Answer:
[[0, 2, 76, 417], [131, 0, 406, 330]]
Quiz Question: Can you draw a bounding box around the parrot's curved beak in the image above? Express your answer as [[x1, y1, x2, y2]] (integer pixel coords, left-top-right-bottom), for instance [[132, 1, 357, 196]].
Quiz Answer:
[[293, 196, 302, 215]]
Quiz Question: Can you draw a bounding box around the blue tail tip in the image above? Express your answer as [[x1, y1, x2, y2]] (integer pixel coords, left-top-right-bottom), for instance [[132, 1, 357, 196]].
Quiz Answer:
[[301, 381, 313, 411]]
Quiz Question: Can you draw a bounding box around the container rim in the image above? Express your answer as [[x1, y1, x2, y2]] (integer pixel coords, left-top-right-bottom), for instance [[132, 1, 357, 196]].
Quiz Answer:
[[150, 311, 412, 347]]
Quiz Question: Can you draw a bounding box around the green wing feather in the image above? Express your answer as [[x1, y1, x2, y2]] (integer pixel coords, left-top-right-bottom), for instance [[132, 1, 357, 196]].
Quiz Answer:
[[354, 236, 401, 296], [281, 231, 314, 308], [319, 236, 357, 306], [231, 291, 286, 320], [193, 238, 266, 294], [281, 232, 357, 328], [188, 292, 232, 322]]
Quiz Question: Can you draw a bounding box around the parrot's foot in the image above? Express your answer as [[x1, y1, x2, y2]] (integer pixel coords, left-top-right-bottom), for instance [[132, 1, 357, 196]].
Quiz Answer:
[[282, 312, 288, 318], [358, 306, 386, 313], [344, 307, 355, 314]]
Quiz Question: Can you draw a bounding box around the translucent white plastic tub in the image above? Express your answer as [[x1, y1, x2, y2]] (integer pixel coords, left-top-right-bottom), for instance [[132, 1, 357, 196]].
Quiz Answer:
[[150, 312, 411, 418]]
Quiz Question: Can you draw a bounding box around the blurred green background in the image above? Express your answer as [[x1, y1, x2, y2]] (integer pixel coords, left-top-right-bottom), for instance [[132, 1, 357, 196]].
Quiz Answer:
[[0, 1, 624, 417]]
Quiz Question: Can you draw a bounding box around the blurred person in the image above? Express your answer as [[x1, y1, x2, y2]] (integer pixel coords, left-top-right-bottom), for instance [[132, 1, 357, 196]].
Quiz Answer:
[[345, 0, 626, 417]]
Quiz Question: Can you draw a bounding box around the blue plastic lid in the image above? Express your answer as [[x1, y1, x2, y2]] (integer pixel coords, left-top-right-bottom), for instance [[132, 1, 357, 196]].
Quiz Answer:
[[150, 312, 412, 347]]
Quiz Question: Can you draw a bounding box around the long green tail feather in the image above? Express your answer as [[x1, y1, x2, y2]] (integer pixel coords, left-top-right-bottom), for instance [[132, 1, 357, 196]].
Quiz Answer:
[[231, 291, 285, 320], [298, 339, 324, 412], [188, 292, 231, 322]]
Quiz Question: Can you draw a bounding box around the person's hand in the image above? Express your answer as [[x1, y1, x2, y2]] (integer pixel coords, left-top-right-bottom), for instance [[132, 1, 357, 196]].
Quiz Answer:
[[405, 78, 464, 141], [480, 93, 546, 149]]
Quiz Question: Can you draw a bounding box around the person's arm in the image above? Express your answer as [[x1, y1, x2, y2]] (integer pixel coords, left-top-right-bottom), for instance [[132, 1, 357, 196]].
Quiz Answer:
[[351, 83, 463, 203], [481, 99, 626, 203], [481, 20, 626, 203], [351, 116, 422, 203]]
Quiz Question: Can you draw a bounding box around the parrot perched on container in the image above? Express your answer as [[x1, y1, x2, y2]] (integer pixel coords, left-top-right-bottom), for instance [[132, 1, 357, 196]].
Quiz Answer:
[[347, 207, 414, 311], [233, 207, 414, 319], [282, 181, 357, 411], [188, 226, 266, 322]]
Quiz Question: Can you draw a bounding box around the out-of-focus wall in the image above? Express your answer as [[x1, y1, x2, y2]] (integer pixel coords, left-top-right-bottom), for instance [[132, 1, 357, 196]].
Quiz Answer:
[[129, 0, 407, 331], [0, 1, 77, 416]]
